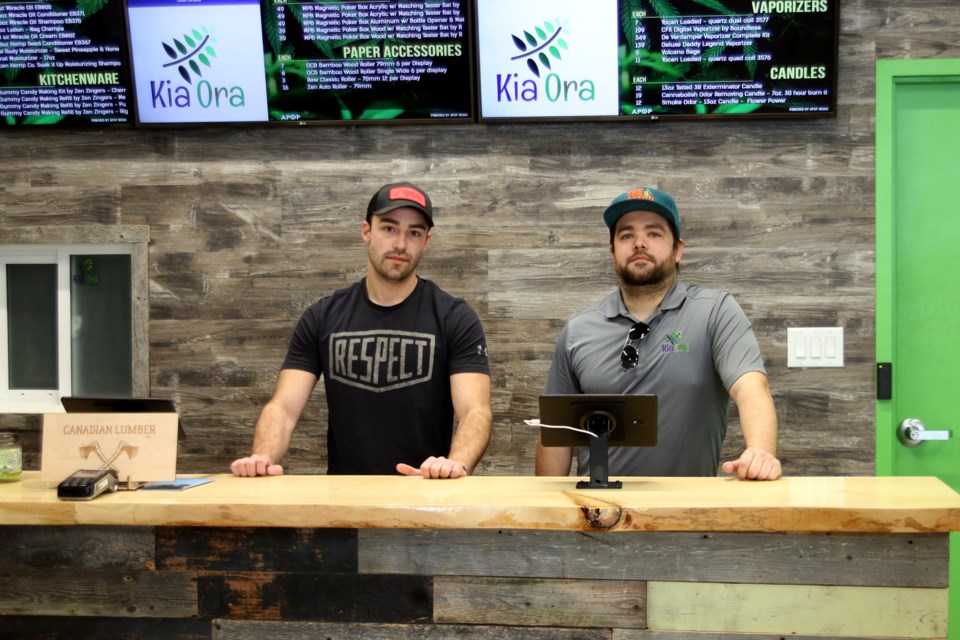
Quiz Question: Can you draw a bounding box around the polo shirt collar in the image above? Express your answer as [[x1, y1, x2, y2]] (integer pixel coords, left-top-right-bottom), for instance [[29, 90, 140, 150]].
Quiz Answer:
[[607, 282, 688, 321]]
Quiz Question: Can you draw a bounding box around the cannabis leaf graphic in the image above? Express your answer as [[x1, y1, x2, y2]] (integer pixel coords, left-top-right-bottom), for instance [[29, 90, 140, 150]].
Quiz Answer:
[[509, 19, 569, 78], [161, 28, 218, 84], [76, 0, 108, 17]]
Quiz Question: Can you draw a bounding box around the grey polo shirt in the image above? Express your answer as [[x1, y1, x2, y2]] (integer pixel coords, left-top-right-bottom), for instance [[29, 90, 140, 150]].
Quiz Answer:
[[545, 282, 766, 477]]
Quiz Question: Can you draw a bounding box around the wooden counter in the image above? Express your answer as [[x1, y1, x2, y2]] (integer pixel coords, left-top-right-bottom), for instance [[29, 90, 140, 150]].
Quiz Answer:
[[2, 473, 958, 639], [3, 472, 960, 532]]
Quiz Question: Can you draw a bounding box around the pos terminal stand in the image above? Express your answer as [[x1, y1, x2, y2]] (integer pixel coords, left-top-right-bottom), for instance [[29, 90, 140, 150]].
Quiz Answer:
[[580, 411, 620, 489], [537, 394, 658, 490]]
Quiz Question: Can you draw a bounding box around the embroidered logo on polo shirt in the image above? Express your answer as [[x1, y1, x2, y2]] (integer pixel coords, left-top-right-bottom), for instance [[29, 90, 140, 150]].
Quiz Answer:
[[661, 330, 691, 353], [329, 330, 436, 392]]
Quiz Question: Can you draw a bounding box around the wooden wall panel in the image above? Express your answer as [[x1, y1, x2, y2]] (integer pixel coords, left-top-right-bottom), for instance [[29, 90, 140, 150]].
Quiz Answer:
[[0, 569, 197, 617], [615, 632, 927, 640], [434, 576, 646, 629], [156, 527, 357, 572], [0, 616, 212, 640], [198, 572, 432, 622], [646, 582, 947, 637], [3, 0, 960, 478], [0, 525, 154, 570], [213, 620, 610, 640], [360, 529, 949, 588], [0, 524, 950, 639]]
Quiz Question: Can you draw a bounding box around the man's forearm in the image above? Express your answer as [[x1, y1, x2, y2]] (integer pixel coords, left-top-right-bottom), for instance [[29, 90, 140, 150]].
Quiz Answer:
[[535, 440, 573, 476], [251, 402, 296, 464], [448, 408, 492, 473], [731, 371, 779, 455]]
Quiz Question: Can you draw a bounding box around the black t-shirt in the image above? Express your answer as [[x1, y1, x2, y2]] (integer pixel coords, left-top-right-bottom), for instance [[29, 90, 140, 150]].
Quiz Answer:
[[282, 277, 489, 474]]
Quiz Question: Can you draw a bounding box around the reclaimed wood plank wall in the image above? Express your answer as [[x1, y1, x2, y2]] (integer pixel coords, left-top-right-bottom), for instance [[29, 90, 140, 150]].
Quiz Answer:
[[0, 525, 949, 638], [2, 0, 959, 477]]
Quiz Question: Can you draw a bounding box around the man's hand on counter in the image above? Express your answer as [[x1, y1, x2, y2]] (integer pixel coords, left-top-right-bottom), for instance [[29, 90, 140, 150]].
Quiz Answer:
[[396, 456, 469, 479], [231, 454, 284, 477], [721, 447, 782, 481]]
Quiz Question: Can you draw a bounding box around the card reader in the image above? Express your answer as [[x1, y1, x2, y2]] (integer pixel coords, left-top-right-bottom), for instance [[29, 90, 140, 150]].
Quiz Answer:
[[57, 469, 119, 500]]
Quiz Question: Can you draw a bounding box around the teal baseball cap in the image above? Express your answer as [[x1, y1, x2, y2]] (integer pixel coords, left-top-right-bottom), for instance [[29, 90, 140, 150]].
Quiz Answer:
[[603, 186, 681, 239]]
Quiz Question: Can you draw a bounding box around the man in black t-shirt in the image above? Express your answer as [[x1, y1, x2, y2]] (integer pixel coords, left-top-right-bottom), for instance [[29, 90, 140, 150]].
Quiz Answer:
[[231, 182, 492, 478]]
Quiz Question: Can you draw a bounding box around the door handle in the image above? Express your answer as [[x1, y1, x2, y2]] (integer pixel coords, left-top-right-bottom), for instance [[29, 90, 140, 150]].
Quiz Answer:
[[897, 418, 953, 447]]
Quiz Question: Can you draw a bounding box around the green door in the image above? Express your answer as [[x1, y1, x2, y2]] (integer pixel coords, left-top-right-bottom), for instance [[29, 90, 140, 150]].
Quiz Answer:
[[876, 58, 960, 639]]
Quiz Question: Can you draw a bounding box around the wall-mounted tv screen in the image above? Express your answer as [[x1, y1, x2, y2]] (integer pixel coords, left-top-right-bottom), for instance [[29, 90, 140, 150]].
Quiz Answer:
[[1, 0, 133, 126], [124, 0, 270, 124], [474, 0, 839, 122], [124, 0, 475, 125], [261, 0, 475, 124]]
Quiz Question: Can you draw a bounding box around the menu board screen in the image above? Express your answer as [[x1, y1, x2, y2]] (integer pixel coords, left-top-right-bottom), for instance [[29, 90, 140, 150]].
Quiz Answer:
[[4, 0, 835, 127], [625, 0, 837, 118], [0, 0, 132, 126], [125, 0, 270, 124], [475, 0, 838, 121], [262, 0, 474, 123]]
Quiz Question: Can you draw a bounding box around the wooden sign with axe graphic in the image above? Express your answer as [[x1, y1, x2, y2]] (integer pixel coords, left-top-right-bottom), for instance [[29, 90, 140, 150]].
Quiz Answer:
[[40, 413, 178, 487]]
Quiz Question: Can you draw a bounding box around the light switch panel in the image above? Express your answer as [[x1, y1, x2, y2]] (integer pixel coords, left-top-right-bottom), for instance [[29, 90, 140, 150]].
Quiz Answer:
[[787, 327, 844, 368]]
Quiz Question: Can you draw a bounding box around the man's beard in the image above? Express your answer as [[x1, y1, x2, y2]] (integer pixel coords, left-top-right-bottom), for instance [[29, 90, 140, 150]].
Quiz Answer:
[[370, 250, 420, 282], [616, 253, 676, 287]]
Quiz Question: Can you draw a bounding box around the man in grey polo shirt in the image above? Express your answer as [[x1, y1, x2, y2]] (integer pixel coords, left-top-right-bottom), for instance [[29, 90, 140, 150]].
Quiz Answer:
[[535, 186, 781, 480]]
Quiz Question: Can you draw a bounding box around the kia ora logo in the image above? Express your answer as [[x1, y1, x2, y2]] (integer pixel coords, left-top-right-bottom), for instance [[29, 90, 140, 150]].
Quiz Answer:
[[161, 27, 219, 83], [148, 27, 250, 110], [509, 19, 570, 77], [662, 330, 691, 353], [496, 18, 597, 105]]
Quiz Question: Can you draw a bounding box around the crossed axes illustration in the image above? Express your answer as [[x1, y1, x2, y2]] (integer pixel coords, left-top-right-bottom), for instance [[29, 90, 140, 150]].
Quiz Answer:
[[78, 441, 139, 472]]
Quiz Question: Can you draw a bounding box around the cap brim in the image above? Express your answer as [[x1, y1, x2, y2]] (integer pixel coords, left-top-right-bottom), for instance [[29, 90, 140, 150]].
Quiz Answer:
[[603, 200, 678, 236], [371, 202, 434, 227]]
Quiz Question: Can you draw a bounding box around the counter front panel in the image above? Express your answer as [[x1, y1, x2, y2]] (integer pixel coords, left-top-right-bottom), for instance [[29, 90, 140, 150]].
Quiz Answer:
[[1, 473, 957, 638]]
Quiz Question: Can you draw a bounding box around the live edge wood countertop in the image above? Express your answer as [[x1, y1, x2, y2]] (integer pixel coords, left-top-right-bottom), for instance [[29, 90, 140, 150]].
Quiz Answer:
[[2, 472, 959, 533]]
